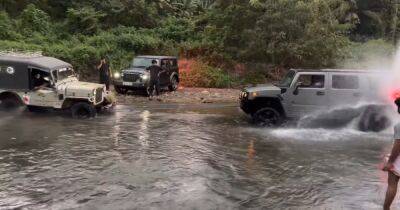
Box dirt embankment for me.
[116,87,241,105]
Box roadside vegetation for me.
[0,0,398,87]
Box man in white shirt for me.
[383,98,400,210]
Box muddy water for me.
[0,104,396,209]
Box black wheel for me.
[27,106,48,113]
[253,107,283,127]
[168,76,179,91]
[71,102,96,119]
[115,86,128,95]
[358,105,390,132]
[0,97,21,111]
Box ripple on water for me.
[0,105,395,209]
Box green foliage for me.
[18,4,51,36]
[340,39,395,69]
[0,0,398,87]
[0,11,19,40]
[206,0,352,68]
[156,17,196,42]
[66,7,105,35]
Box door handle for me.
[316,91,325,96]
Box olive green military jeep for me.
[0,54,116,118]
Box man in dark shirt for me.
[147,59,164,98]
[97,57,111,90]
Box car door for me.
[27,68,58,107]
[159,59,170,86]
[169,59,178,77]
[328,73,362,106]
[28,89,57,106]
[285,72,329,118]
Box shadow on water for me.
[0,103,396,209]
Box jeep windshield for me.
[54,68,75,82]
[277,70,296,87]
[131,58,157,69]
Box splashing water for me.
[297,103,394,132]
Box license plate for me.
[123,82,133,86]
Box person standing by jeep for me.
[97,57,111,90]
[383,98,400,210]
[147,59,164,99]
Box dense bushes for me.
[19,4,51,36]
[340,39,396,69]
[180,60,234,88]
[0,1,398,87]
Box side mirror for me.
[293,82,303,95]
[43,76,55,88]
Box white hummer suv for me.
[240,69,392,132]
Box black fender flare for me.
[0,91,24,105]
[61,98,91,109]
[246,97,286,117]
[170,72,179,82]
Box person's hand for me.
[383,162,394,171]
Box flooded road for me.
[0,103,396,209]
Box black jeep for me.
[113,55,179,94]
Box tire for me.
[27,106,48,113]
[358,105,390,132]
[71,102,96,119]
[253,107,283,127]
[115,86,128,95]
[168,76,179,91]
[0,97,21,111]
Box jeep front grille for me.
[123,73,141,82]
[95,88,103,103]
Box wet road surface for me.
[0,103,396,209]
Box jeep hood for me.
[57,80,104,97]
[122,68,147,74]
[63,81,104,90]
[245,84,282,97]
[245,84,281,93]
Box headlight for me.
[93,89,97,96]
[141,73,149,80]
[249,92,258,99]
[114,72,121,79]
[240,92,248,99]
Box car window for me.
[297,74,325,88]
[332,75,359,89]
[170,59,178,67]
[31,68,51,89]
[132,58,155,68]
[279,70,296,87]
[161,59,168,68]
